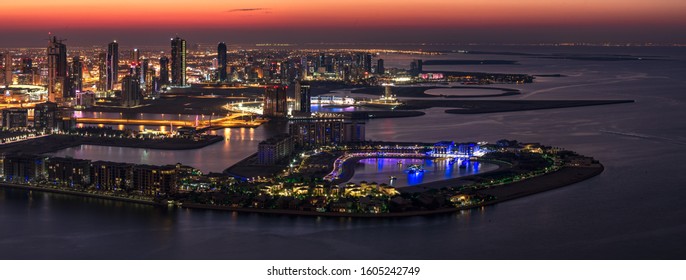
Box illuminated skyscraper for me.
[21,57,32,74]
[263,85,288,118]
[106,41,119,91]
[364,53,372,73]
[69,56,83,96]
[159,56,169,86]
[131,49,140,64]
[97,52,106,91]
[171,37,186,86]
[217,42,227,82]
[47,37,68,102]
[121,75,140,107]
[294,81,311,113]
[4,53,11,86]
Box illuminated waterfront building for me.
[257,134,295,165]
[1,108,28,129]
[343,121,366,142]
[90,161,132,191]
[294,81,311,113]
[47,37,68,102]
[46,157,91,187]
[288,114,345,147]
[131,165,177,196]
[217,42,227,82]
[106,41,119,91]
[171,37,187,86]
[263,85,288,117]
[2,154,45,184]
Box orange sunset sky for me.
[2,0,685,46]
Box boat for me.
[406,164,424,174]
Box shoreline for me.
[178,164,604,218]
[0,134,224,155]
[0,182,164,206]
[0,164,603,219]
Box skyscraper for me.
[47,37,68,102]
[364,53,373,73]
[376,59,385,75]
[4,53,11,86]
[171,37,186,86]
[121,75,140,107]
[69,56,83,97]
[131,49,140,64]
[106,41,119,91]
[294,81,311,113]
[217,42,227,82]
[21,57,32,74]
[97,52,106,91]
[159,56,169,86]
[262,85,288,118]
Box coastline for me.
[0,182,164,206]
[0,164,603,218]
[0,134,224,155]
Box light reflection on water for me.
[349,157,496,187]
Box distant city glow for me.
[1,0,684,45]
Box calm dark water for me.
[3,46,686,259]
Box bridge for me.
[74,112,267,129]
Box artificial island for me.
[0,37,628,217]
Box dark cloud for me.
[226,8,270,13]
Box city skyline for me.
[2,0,686,47]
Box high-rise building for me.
[343,121,366,142]
[33,102,60,131]
[217,42,227,82]
[262,85,288,117]
[140,59,149,93]
[288,115,345,147]
[106,41,119,91]
[47,37,68,102]
[410,59,423,76]
[121,75,140,107]
[131,49,140,64]
[376,59,385,75]
[171,37,187,86]
[21,57,32,74]
[46,157,91,187]
[364,53,373,73]
[69,56,83,97]
[4,53,11,86]
[1,108,28,129]
[257,134,295,165]
[294,81,311,113]
[159,56,169,86]
[97,52,106,91]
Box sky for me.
[2,0,686,47]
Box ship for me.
[406,164,425,174]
